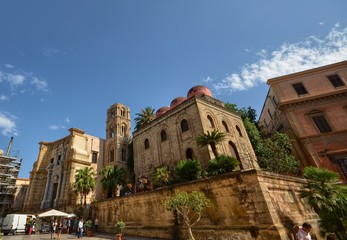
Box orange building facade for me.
[259,61,347,181]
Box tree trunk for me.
[187,227,195,240]
[210,143,218,158]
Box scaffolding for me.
[0,137,21,218]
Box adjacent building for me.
[0,137,22,218]
[23,103,131,212]
[259,61,347,181]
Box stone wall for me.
[94,170,321,240]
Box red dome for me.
[156,106,170,117]
[170,97,187,109]
[187,85,212,98]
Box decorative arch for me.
[222,120,230,133]
[144,138,150,149]
[236,125,243,137]
[207,115,215,128]
[181,119,189,132]
[229,141,241,161]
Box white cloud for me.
[0,112,18,136]
[0,95,9,101]
[65,118,70,124]
[41,48,60,56]
[213,25,347,93]
[202,76,213,83]
[31,77,48,91]
[49,125,60,130]
[4,64,14,68]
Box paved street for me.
[0,232,168,240]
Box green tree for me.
[301,167,347,239]
[173,159,202,183]
[73,166,96,206]
[165,191,211,240]
[206,155,240,176]
[99,165,126,198]
[134,106,155,130]
[196,130,226,158]
[152,166,171,188]
[257,132,300,174]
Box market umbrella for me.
[38,209,69,218]
[67,213,76,218]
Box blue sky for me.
[1,1,346,178]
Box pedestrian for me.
[66,218,71,234]
[51,219,58,239]
[94,217,99,232]
[77,218,84,239]
[73,218,78,235]
[57,219,63,240]
[296,222,312,240]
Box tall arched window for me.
[181,119,189,132]
[144,138,150,149]
[236,125,243,137]
[222,121,229,133]
[121,124,127,137]
[186,148,193,159]
[109,148,115,162]
[121,147,126,162]
[109,129,115,138]
[207,115,215,128]
[161,130,167,142]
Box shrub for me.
[152,166,171,188]
[173,159,202,183]
[206,155,240,176]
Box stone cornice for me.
[278,90,347,110]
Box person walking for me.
[94,217,99,233]
[296,222,312,240]
[77,218,84,239]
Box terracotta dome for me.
[156,106,170,117]
[170,97,187,109]
[187,85,212,98]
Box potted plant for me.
[115,220,125,240]
[84,220,93,237]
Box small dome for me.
[170,97,187,109]
[187,85,212,98]
[156,106,170,117]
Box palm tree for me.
[300,167,347,238]
[99,165,126,198]
[73,166,96,206]
[196,130,226,158]
[134,106,155,130]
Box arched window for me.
[144,139,150,149]
[236,125,243,137]
[109,148,114,162]
[121,147,126,162]
[109,129,115,138]
[229,141,240,160]
[121,124,127,137]
[222,121,229,133]
[207,115,215,128]
[121,108,126,117]
[161,130,167,142]
[186,148,193,159]
[111,109,115,118]
[181,119,189,132]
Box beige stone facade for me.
[23,128,105,212]
[12,178,29,212]
[259,61,347,181]
[133,90,259,184]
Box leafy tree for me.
[126,141,135,184]
[301,167,347,239]
[165,191,211,240]
[257,132,300,174]
[73,166,97,206]
[99,165,126,198]
[196,130,226,158]
[152,166,171,188]
[173,159,202,183]
[134,106,155,130]
[206,155,240,176]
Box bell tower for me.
[105,103,131,169]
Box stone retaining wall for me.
[94,170,321,240]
